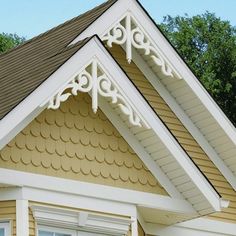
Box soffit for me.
[71,0,236,191]
[108,45,236,224]
[107,45,218,216]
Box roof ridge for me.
[0,0,114,59]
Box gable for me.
[109,44,236,223]
[0,0,235,229]
[0,92,166,195]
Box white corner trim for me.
[131,48,236,191]
[0,168,196,215]
[31,205,131,236]
[131,216,138,236]
[16,199,29,236]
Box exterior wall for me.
[0,93,166,195]
[108,45,236,223]
[0,200,16,236]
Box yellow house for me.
[0,0,236,235]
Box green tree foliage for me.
[0,33,25,54]
[159,12,236,126]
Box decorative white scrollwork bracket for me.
[102,13,182,79]
[45,59,149,128]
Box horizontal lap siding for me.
[0,201,16,236]
[109,45,236,222]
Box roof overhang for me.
[71,0,236,190]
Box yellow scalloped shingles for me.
[0,93,167,195]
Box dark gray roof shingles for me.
[0,0,116,120]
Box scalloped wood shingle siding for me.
[0,93,166,195]
[108,44,236,223]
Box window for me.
[38,226,76,236]
[38,226,108,236]
[0,222,10,236]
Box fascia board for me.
[0,169,196,215]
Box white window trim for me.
[0,222,11,236]
[38,225,77,236]
[32,205,132,236]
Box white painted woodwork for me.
[16,199,29,236]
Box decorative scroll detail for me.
[102,13,181,79]
[47,59,149,128]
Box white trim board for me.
[0,168,195,215]
[32,205,132,236]
[16,199,29,236]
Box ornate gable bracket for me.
[102,12,182,79]
[42,58,150,129]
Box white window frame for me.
[0,222,11,236]
[32,205,132,236]
[38,225,77,236]
[37,225,109,236]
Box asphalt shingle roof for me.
[0,0,116,119]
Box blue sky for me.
[1,0,236,39]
